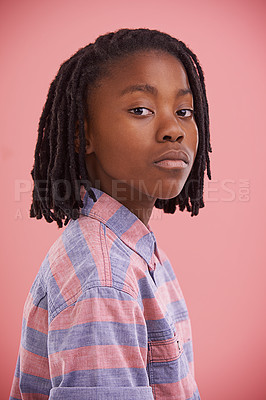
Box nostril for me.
[163,134,183,142]
[163,135,172,141]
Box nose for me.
[156,114,185,143]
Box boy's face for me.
[84,50,198,209]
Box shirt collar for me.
[80,187,162,270]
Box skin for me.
[79,51,198,226]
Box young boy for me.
[10,28,211,400]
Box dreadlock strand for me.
[183,45,212,176]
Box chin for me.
[151,181,185,200]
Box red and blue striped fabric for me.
[10,187,200,399]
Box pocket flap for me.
[148,335,182,362]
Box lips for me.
[154,150,190,164]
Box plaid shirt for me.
[10,187,200,399]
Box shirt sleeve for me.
[9,285,52,400]
[10,285,154,400]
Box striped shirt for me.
[10,187,200,400]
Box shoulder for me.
[157,246,174,270]
[31,216,103,319]
[37,215,143,320]
[156,246,178,282]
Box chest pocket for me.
[147,333,190,399]
[148,333,182,364]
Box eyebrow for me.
[120,84,192,98]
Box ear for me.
[74,120,94,155]
[84,119,95,155]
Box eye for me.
[176,109,194,118]
[129,107,153,116]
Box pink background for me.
[1,0,265,399]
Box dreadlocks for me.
[30,28,212,228]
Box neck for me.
[92,180,156,227]
[85,155,157,226]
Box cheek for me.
[92,128,139,175]
[195,128,199,154]
[190,123,199,161]
[95,120,143,159]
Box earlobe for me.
[84,119,94,155]
[74,120,94,154]
[85,142,94,155]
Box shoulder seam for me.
[38,260,58,316]
[99,223,112,286]
[49,283,140,323]
[100,223,142,297]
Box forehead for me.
[90,50,191,97]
